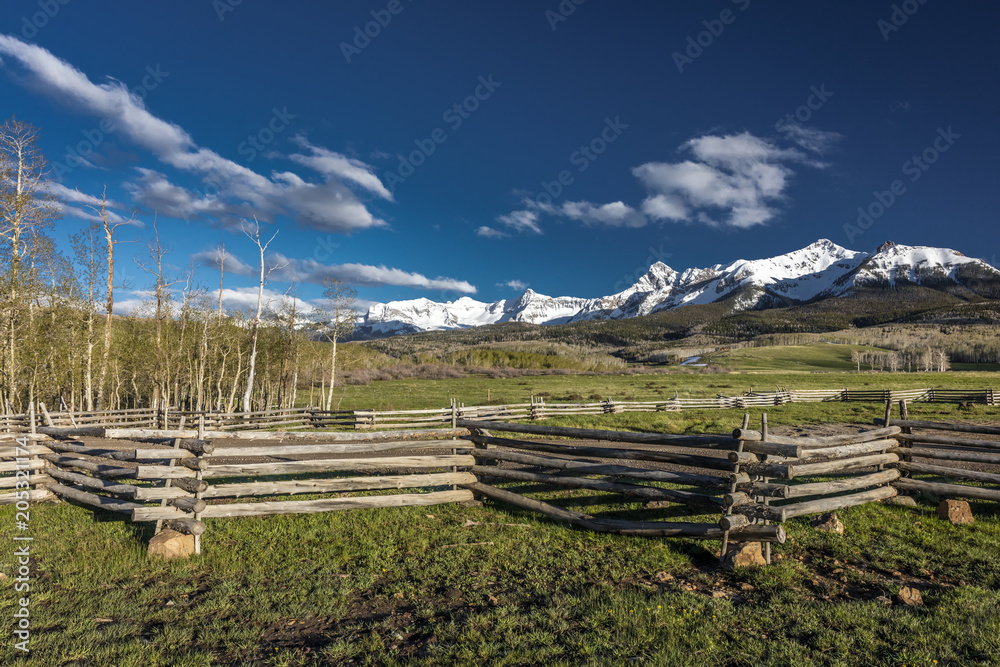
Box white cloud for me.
[191,247,256,276]
[290,135,393,201]
[495,209,542,235]
[497,279,528,291]
[268,255,477,293]
[476,226,508,238]
[0,35,387,233]
[633,131,820,229]
[559,201,647,228]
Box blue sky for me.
[1,1,998,315]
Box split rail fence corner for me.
[3,398,999,565]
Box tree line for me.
[0,117,357,415]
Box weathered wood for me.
[784,453,900,480]
[202,455,475,478]
[133,447,195,460]
[171,477,211,494]
[471,447,728,487]
[46,441,136,461]
[210,439,459,458]
[0,474,52,489]
[897,461,1000,485]
[133,486,194,501]
[168,497,207,513]
[134,465,198,480]
[743,441,802,458]
[0,488,55,504]
[46,467,139,497]
[203,472,475,499]
[107,426,471,441]
[471,465,723,508]
[796,439,897,461]
[730,503,786,523]
[893,447,1000,465]
[895,433,1000,451]
[40,454,137,478]
[36,426,107,438]
[762,469,903,499]
[724,491,752,506]
[718,514,751,531]
[873,419,1000,436]
[729,451,773,465]
[459,419,739,449]
[181,458,210,471]
[892,478,1000,502]
[779,485,898,519]
[0,444,53,457]
[164,518,207,536]
[132,489,474,521]
[0,459,46,472]
[468,434,732,471]
[464,482,785,542]
[733,426,901,447]
[47,482,143,513]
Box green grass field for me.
[4,475,1000,665]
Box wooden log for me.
[472,447,728,487]
[106,426,471,441]
[46,441,136,461]
[132,440,215,459]
[730,503,786,523]
[471,465,723,508]
[459,419,739,449]
[762,469,902,499]
[733,426,901,447]
[203,455,475,478]
[203,472,476,499]
[36,426,107,438]
[40,454,137,478]
[893,447,1000,466]
[718,514,751,531]
[164,518,207,536]
[728,451,775,465]
[892,478,1000,502]
[0,445,53,458]
[723,491,752,506]
[47,482,143,513]
[133,486,194,501]
[134,465,198,480]
[46,467,139,497]
[779,485,898,519]
[210,439,460,458]
[172,477,210,494]
[898,461,1000,485]
[895,433,1000,452]
[873,418,1000,436]
[0,459,46,472]
[181,458,210,472]
[785,453,899,480]
[796,439,897,461]
[168,497,207,513]
[132,489,474,521]
[463,482,785,542]
[0,474,52,489]
[468,434,732,471]
[0,488,55,504]
[742,441,802,458]
[738,482,787,498]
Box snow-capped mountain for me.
[356,240,1000,337]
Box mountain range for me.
[355,240,1000,338]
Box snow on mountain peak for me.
[357,239,997,336]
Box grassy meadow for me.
[2,341,999,665]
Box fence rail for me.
[2,386,996,434]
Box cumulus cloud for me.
[558,201,647,228]
[0,35,388,233]
[191,247,256,276]
[634,131,818,229]
[497,279,528,291]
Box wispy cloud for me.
[775,121,842,155]
[269,255,477,294]
[497,279,528,291]
[476,226,508,238]
[0,35,389,233]
[495,209,542,235]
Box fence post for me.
[28,402,36,435]
[898,400,911,477]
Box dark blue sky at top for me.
[1,0,998,314]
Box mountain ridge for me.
[356,239,1000,338]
